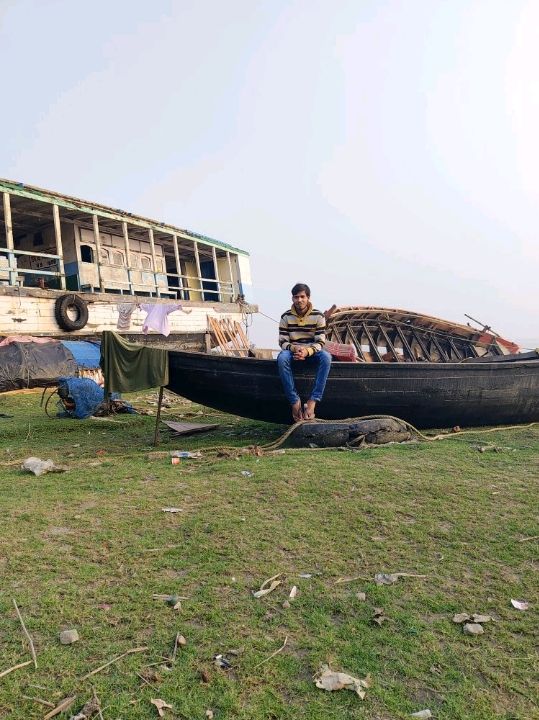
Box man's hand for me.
[292,345,309,360]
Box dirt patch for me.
[43,526,75,537]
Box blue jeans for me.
[277,349,332,404]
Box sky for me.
[1,0,538,347]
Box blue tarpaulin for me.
[60,341,101,368]
[58,377,105,419]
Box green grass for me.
[0,390,537,719]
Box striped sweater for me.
[279,303,326,356]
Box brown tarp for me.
[100,331,168,395]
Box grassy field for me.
[0,390,537,720]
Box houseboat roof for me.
[0,178,249,257]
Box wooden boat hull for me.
[167,351,539,428]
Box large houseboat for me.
[0,178,256,349]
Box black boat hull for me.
[167,351,539,428]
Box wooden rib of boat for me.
[167,350,539,428]
[325,306,520,362]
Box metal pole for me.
[52,204,66,290]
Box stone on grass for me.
[452,613,470,624]
[471,613,492,623]
[60,629,80,644]
[463,622,484,636]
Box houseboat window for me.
[33,232,44,246]
[140,256,152,270]
[80,245,94,263]
[100,249,109,263]
[131,255,139,268]
[112,251,124,266]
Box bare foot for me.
[291,400,303,422]
[304,400,316,420]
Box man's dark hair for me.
[291,283,310,297]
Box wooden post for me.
[153,385,164,446]
[226,251,234,301]
[211,246,220,301]
[92,214,105,292]
[193,241,203,296]
[2,192,17,286]
[52,204,66,290]
[122,221,134,295]
[148,227,160,297]
[172,234,181,298]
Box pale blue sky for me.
[1,0,538,346]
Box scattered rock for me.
[22,457,67,476]
[411,711,432,719]
[356,592,366,601]
[151,698,172,717]
[471,613,492,623]
[60,629,80,645]
[373,607,387,626]
[511,599,529,611]
[463,622,484,636]
[282,600,291,609]
[452,613,470,624]
[213,654,232,670]
[374,573,399,585]
[314,664,371,700]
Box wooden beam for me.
[377,323,401,361]
[430,333,450,362]
[410,328,431,361]
[92,214,105,292]
[344,322,365,361]
[193,241,203,295]
[394,325,416,362]
[52,204,66,290]
[361,322,383,362]
[226,251,234,300]
[2,192,17,285]
[172,234,181,297]
[148,227,160,297]
[447,336,464,361]
[122,221,134,295]
[211,246,221,302]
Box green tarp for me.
[100,331,169,395]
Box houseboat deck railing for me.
[1,181,250,302]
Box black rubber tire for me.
[54,294,89,332]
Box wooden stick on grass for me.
[80,646,148,681]
[21,696,55,708]
[12,599,37,668]
[42,695,76,720]
[334,575,370,584]
[0,660,32,679]
[254,636,288,669]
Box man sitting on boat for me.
[278,283,332,422]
